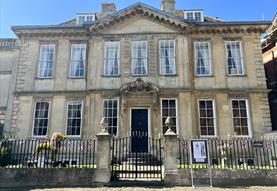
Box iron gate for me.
[111,134,163,181]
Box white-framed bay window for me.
[69,44,86,78]
[37,44,55,78]
[161,98,178,134]
[231,99,252,136]
[104,42,120,76]
[198,99,217,137]
[103,99,119,136]
[66,100,83,137]
[32,101,50,137]
[132,41,148,75]
[225,41,244,75]
[159,40,176,75]
[194,41,212,76]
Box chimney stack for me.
[101,2,116,14]
[161,0,176,13]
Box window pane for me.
[160,40,176,75]
[194,41,211,76]
[33,101,49,136]
[38,44,55,78]
[161,99,177,134]
[103,99,118,136]
[198,100,215,136]
[104,42,120,76]
[232,99,249,136]
[132,41,147,75]
[66,101,82,136]
[226,41,244,75]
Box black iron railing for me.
[0,139,96,168]
[111,136,163,181]
[178,138,277,169]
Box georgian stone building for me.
[6,0,272,141]
[0,39,20,136]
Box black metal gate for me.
[111,135,163,181]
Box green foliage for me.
[0,144,12,167]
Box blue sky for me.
[0,0,276,38]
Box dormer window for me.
[76,13,96,25]
[184,10,204,22]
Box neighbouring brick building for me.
[3,0,272,144]
[262,12,277,132]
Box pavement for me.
[2,186,277,191]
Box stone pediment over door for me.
[90,3,188,34]
[120,78,160,111]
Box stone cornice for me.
[188,24,270,35]
[11,27,90,38]
[14,88,270,95]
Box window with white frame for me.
[132,41,147,75]
[70,44,86,78]
[194,41,212,76]
[184,10,204,22]
[104,42,120,76]
[33,101,49,136]
[159,40,176,75]
[66,101,83,136]
[38,44,55,78]
[103,99,118,136]
[225,41,244,75]
[232,99,250,136]
[76,14,96,25]
[198,100,216,136]
[161,99,178,134]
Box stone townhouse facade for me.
[6,0,272,140]
[262,12,277,132]
[0,39,20,136]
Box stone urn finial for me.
[164,117,176,135]
[100,117,109,133]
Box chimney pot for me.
[161,0,176,13]
[101,2,116,14]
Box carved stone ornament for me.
[120,78,159,93]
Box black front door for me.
[131,109,148,153]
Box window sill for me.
[31,136,48,139]
[65,135,82,139]
[101,75,121,78]
[131,74,148,77]
[67,77,86,80]
[195,75,214,78]
[159,74,178,77]
[35,77,53,80]
[227,74,247,77]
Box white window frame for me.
[65,100,83,137]
[160,98,179,135]
[69,44,86,78]
[184,10,204,22]
[104,42,120,76]
[76,14,96,25]
[198,99,217,137]
[37,44,55,79]
[131,41,148,76]
[194,41,212,76]
[231,99,252,137]
[225,41,245,76]
[159,40,176,75]
[102,98,119,137]
[32,101,50,138]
